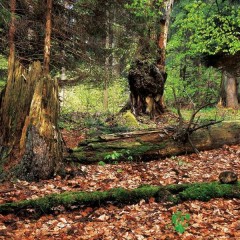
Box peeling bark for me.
[0,62,63,181]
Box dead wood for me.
[66,121,240,163]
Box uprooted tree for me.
[0,0,63,181]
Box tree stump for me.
[128,60,167,119]
[0,61,63,181]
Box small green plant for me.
[171,211,190,234]
[104,150,133,163]
[116,168,123,173]
[104,151,123,161]
[98,161,106,166]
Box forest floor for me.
[0,112,240,240]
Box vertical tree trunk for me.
[219,71,239,109]
[8,0,16,83]
[43,0,52,75]
[104,9,110,111]
[111,9,120,77]
[156,0,174,114]
[157,0,174,71]
[128,0,174,119]
[0,0,63,181]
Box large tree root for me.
[0,181,239,215]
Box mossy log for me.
[67,121,240,163]
[0,61,63,181]
[0,181,239,215]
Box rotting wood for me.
[0,181,239,215]
[66,121,240,163]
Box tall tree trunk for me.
[157,0,174,71]
[111,9,120,77]
[8,0,16,84]
[104,9,110,111]
[43,0,52,75]
[155,0,174,113]
[0,0,63,181]
[219,70,239,109]
[128,0,174,119]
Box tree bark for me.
[128,60,167,119]
[157,0,174,71]
[66,121,240,163]
[103,9,110,111]
[8,0,16,85]
[219,71,239,109]
[43,0,52,75]
[0,0,63,181]
[0,61,63,181]
[128,0,174,119]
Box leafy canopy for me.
[168,0,240,55]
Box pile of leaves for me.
[0,144,239,239]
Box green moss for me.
[132,185,160,199]
[122,111,139,127]
[1,182,239,215]
[180,182,240,201]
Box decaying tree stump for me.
[67,121,240,163]
[0,61,63,181]
[128,60,167,119]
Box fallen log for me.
[66,121,240,163]
[0,181,239,215]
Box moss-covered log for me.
[0,181,239,215]
[0,61,63,181]
[67,121,240,163]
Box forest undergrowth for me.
[0,109,240,239]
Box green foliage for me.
[171,107,240,122]
[166,0,240,107]
[0,3,10,26]
[104,150,133,162]
[0,54,7,70]
[60,80,128,115]
[180,182,240,201]
[98,161,106,166]
[165,62,221,107]
[125,0,163,18]
[104,151,123,161]
[171,211,190,234]
[0,54,7,91]
[168,0,240,56]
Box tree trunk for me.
[128,60,167,119]
[157,0,174,71]
[66,121,240,163]
[128,0,174,119]
[156,0,174,111]
[219,71,239,109]
[0,62,63,181]
[43,0,52,75]
[0,0,63,181]
[8,0,16,85]
[103,9,110,111]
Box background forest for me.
[0,0,239,118]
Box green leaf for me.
[175,224,185,234]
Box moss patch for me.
[122,111,139,128]
[0,182,240,216]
